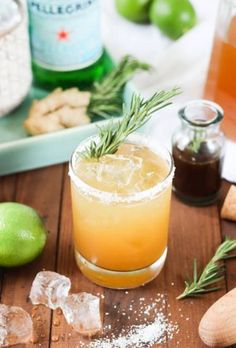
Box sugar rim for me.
[68,133,175,204]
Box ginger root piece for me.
[221,185,236,221]
[24,88,91,135]
[24,114,65,135]
[59,106,90,128]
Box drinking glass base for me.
[74,249,167,289]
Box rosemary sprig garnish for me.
[84,87,180,159]
[87,55,150,119]
[177,237,236,300]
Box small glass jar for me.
[172,100,225,206]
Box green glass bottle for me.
[27,0,113,90]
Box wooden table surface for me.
[0,164,235,348]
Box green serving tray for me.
[0,85,134,176]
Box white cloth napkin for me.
[102,0,236,183]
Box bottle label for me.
[27,0,103,71]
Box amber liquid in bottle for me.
[204,17,236,140]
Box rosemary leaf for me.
[177,237,236,300]
[87,55,150,119]
[83,87,181,159]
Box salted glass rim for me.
[179,99,224,128]
[68,133,174,203]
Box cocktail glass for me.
[69,133,174,289]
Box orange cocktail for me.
[204,10,236,140]
[69,134,174,289]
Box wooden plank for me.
[165,194,225,347]
[50,166,106,347]
[1,168,230,347]
[0,175,16,201]
[0,175,17,299]
[0,165,64,347]
[50,166,169,347]
[220,182,236,291]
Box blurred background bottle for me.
[0,0,31,117]
[204,0,236,141]
[27,0,112,90]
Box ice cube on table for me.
[0,304,33,347]
[61,293,102,337]
[29,271,71,310]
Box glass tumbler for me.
[69,134,174,289]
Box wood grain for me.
[50,166,169,347]
[220,182,236,291]
[165,194,226,347]
[1,166,235,347]
[0,175,16,202]
[0,165,63,348]
[50,165,107,347]
[0,174,17,301]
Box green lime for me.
[149,0,197,40]
[115,0,151,23]
[0,202,47,267]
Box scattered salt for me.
[87,293,178,348]
[90,312,178,348]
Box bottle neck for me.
[179,99,223,130]
[178,100,224,153]
[182,121,220,134]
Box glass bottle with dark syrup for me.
[172,100,225,206]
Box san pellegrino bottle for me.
[27,0,112,90]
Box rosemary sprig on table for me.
[177,237,236,300]
[87,55,150,119]
[84,87,181,159]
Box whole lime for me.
[149,0,197,40]
[0,202,47,267]
[115,0,151,23]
